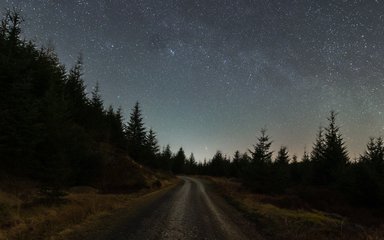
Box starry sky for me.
[2,0,384,161]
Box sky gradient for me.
[2,0,384,161]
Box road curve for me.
[69,176,263,240]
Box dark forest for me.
[1,9,384,240]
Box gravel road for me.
[68,176,263,240]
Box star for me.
[2,0,383,161]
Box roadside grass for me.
[0,176,177,240]
[206,177,381,240]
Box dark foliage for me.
[0,10,164,192]
[185,111,384,210]
[172,147,186,174]
[125,102,147,162]
[2,10,384,212]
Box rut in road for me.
[70,177,262,240]
[160,176,250,240]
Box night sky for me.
[2,0,384,161]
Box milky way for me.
[2,0,384,161]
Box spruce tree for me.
[272,146,290,192]
[323,111,349,182]
[249,129,273,164]
[186,153,196,174]
[231,150,242,177]
[172,147,186,174]
[313,111,349,185]
[275,146,290,165]
[210,151,225,176]
[354,137,384,206]
[145,128,160,167]
[160,144,173,171]
[290,153,303,184]
[360,137,384,167]
[90,82,104,112]
[146,128,160,156]
[311,127,325,162]
[88,82,107,140]
[64,56,88,124]
[125,102,147,163]
[244,129,274,192]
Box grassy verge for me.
[0,176,178,240]
[206,177,380,240]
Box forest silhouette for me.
[1,9,384,218]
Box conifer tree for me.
[125,102,147,162]
[186,153,197,174]
[249,129,273,164]
[241,152,251,163]
[64,56,88,124]
[90,82,104,112]
[146,128,160,156]
[172,147,186,174]
[360,137,384,167]
[272,146,290,192]
[231,150,242,177]
[275,146,290,165]
[290,153,303,184]
[244,129,274,192]
[311,127,325,162]
[351,137,384,206]
[312,111,349,185]
[144,128,160,167]
[160,144,173,171]
[209,150,229,176]
[233,150,241,164]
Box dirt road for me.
[68,176,262,240]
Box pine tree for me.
[186,153,197,174]
[290,153,303,184]
[144,128,160,167]
[244,129,274,193]
[210,151,230,176]
[114,106,127,148]
[125,102,147,162]
[146,128,160,156]
[360,137,384,167]
[90,82,104,112]
[323,111,349,181]
[311,127,325,162]
[272,146,290,192]
[249,129,273,164]
[64,56,88,124]
[105,105,126,148]
[172,147,186,174]
[313,111,349,185]
[353,137,384,206]
[231,150,242,177]
[233,150,241,163]
[275,146,290,165]
[87,82,107,141]
[160,144,173,171]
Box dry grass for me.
[0,178,177,240]
[206,177,383,240]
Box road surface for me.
[68,176,263,240]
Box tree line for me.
[0,10,186,192]
[177,111,384,208]
[1,10,383,209]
